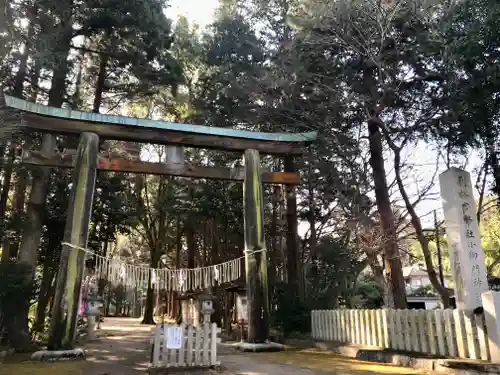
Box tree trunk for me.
[369,259,392,306]
[15,134,54,349]
[142,272,156,324]
[12,4,37,98]
[367,117,406,309]
[92,53,108,113]
[186,223,196,269]
[202,222,208,266]
[0,144,15,255]
[224,292,234,334]
[0,142,5,176]
[172,214,182,320]
[17,12,72,347]
[490,151,500,208]
[210,219,222,326]
[98,218,112,295]
[476,159,488,224]
[392,144,450,308]
[32,253,56,335]
[5,138,31,260]
[33,234,61,336]
[71,47,86,110]
[29,55,41,102]
[46,274,57,317]
[105,289,111,316]
[116,288,123,317]
[142,240,162,325]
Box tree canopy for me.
[2,0,500,348]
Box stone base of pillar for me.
[31,348,86,361]
[234,341,285,352]
[86,316,98,341]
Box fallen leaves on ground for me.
[0,359,87,375]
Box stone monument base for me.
[31,348,86,362]
[234,341,285,352]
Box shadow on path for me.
[220,348,432,375]
[82,317,153,375]
[0,318,433,375]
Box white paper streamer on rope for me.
[61,242,263,292]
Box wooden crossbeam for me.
[16,113,308,155]
[21,151,300,185]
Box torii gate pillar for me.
[48,132,99,350]
[237,149,283,352]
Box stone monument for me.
[439,167,488,310]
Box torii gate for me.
[2,95,316,351]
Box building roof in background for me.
[403,264,427,278]
[403,264,451,279]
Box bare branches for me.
[379,121,450,304]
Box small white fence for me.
[311,309,490,361]
[151,323,221,368]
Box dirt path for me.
[82,317,153,375]
[220,350,430,375]
[82,318,432,375]
[0,318,153,375]
[1,318,433,375]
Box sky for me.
[164,0,486,229]
[164,0,220,29]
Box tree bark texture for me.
[33,251,57,334]
[142,273,156,324]
[0,144,15,254]
[210,219,222,325]
[367,118,407,309]
[186,224,196,269]
[92,54,108,113]
[18,14,73,343]
[48,132,99,350]
[172,214,182,320]
[16,134,54,343]
[243,149,269,344]
[12,4,37,98]
[5,137,31,260]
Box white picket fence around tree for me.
[311,309,490,361]
[151,323,221,368]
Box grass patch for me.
[254,348,430,375]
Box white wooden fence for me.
[151,323,221,368]
[311,309,490,361]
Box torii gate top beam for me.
[3,95,317,155]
